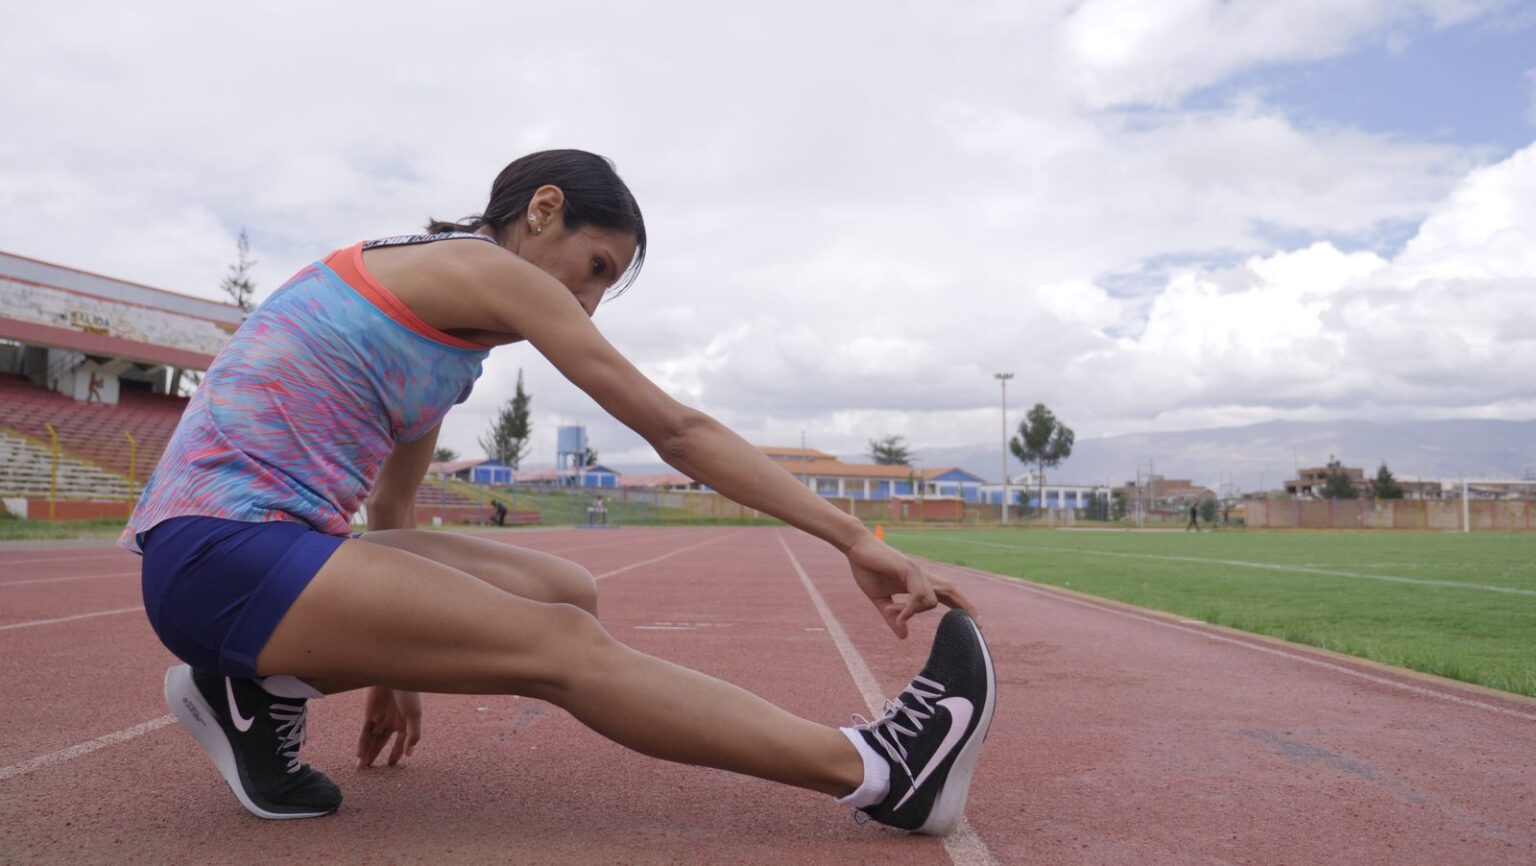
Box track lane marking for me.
[0,553,133,568]
[0,571,138,587]
[592,529,746,581]
[931,560,1536,723]
[918,535,1536,596]
[0,716,176,783]
[0,606,143,632]
[777,533,999,866]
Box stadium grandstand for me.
[0,249,241,520]
[0,248,500,525]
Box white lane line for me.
[0,715,175,783]
[592,530,745,582]
[542,536,664,556]
[932,560,1536,724]
[920,535,1536,596]
[777,533,999,866]
[0,553,132,568]
[0,571,137,587]
[0,606,143,632]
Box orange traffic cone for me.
[874,524,885,541]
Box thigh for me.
[256,538,612,696]
[358,529,597,613]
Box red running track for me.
[1,527,1533,864]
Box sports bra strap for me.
[362,232,499,250]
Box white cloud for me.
[0,1,1526,471]
[1059,0,1503,107]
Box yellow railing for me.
[125,431,138,492]
[43,423,60,521]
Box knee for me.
[558,563,599,616]
[516,602,614,698]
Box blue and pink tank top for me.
[120,233,494,552]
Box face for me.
[513,186,638,317]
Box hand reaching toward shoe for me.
[356,686,422,768]
[846,536,979,638]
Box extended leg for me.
[256,539,863,796]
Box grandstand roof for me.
[0,250,244,326]
[1,248,244,371]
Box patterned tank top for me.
[121,232,496,552]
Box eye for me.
[591,257,606,277]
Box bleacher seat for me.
[0,373,187,484]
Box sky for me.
[2,1,1533,475]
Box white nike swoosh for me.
[226,677,254,733]
[894,696,974,811]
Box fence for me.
[1244,498,1535,532]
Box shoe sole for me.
[163,665,334,820]
[917,615,997,836]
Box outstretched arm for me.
[453,245,978,635]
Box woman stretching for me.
[124,150,996,836]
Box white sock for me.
[258,675,324,700]
[835,727,891,808]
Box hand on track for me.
[356,686,422,768]
[846,536,979,638]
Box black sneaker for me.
[852,609,995,835]
[164,664,341,819]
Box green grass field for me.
[886,528,1536,698]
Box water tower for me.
[556,425,588,480]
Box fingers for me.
[357,718,390,769]
[932,579,983,628]
[387,727,407,766]
[406,711,422,759]
[875,597,908,639]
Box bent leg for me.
[358,530,597,614]
[257,539,862,796]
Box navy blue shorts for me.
[139,516,349,678]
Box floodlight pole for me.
[995,372,1014,524]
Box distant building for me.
[514,464,620,489]
[980,473,1109,510]
[429,457,515,486]
[1447,479,1536,500]
[1114,475,1215,506]
[1285,464,1369,499]
[759,446,986,502]
[1398,479,1444,500]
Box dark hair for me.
[427,149,648,296]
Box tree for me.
[479,369,533,469]
[432,447,459,463]
[1321,458,1359,500]
[868,435,913,466]
[1009,403,1075,513]
[1199,498,1218,525]
[1371,462,1404,499]
[221,229,258,313]
[1111,491,1128,521]
[583,447,599,467]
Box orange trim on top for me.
[323,244,486,351]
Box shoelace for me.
[269,700,309,774]
[850,674,945,785]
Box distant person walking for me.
[1186,503,1199,532]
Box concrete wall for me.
[1245,498,1535,531]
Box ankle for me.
[834,727,890,807]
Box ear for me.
[529,185,567,230]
